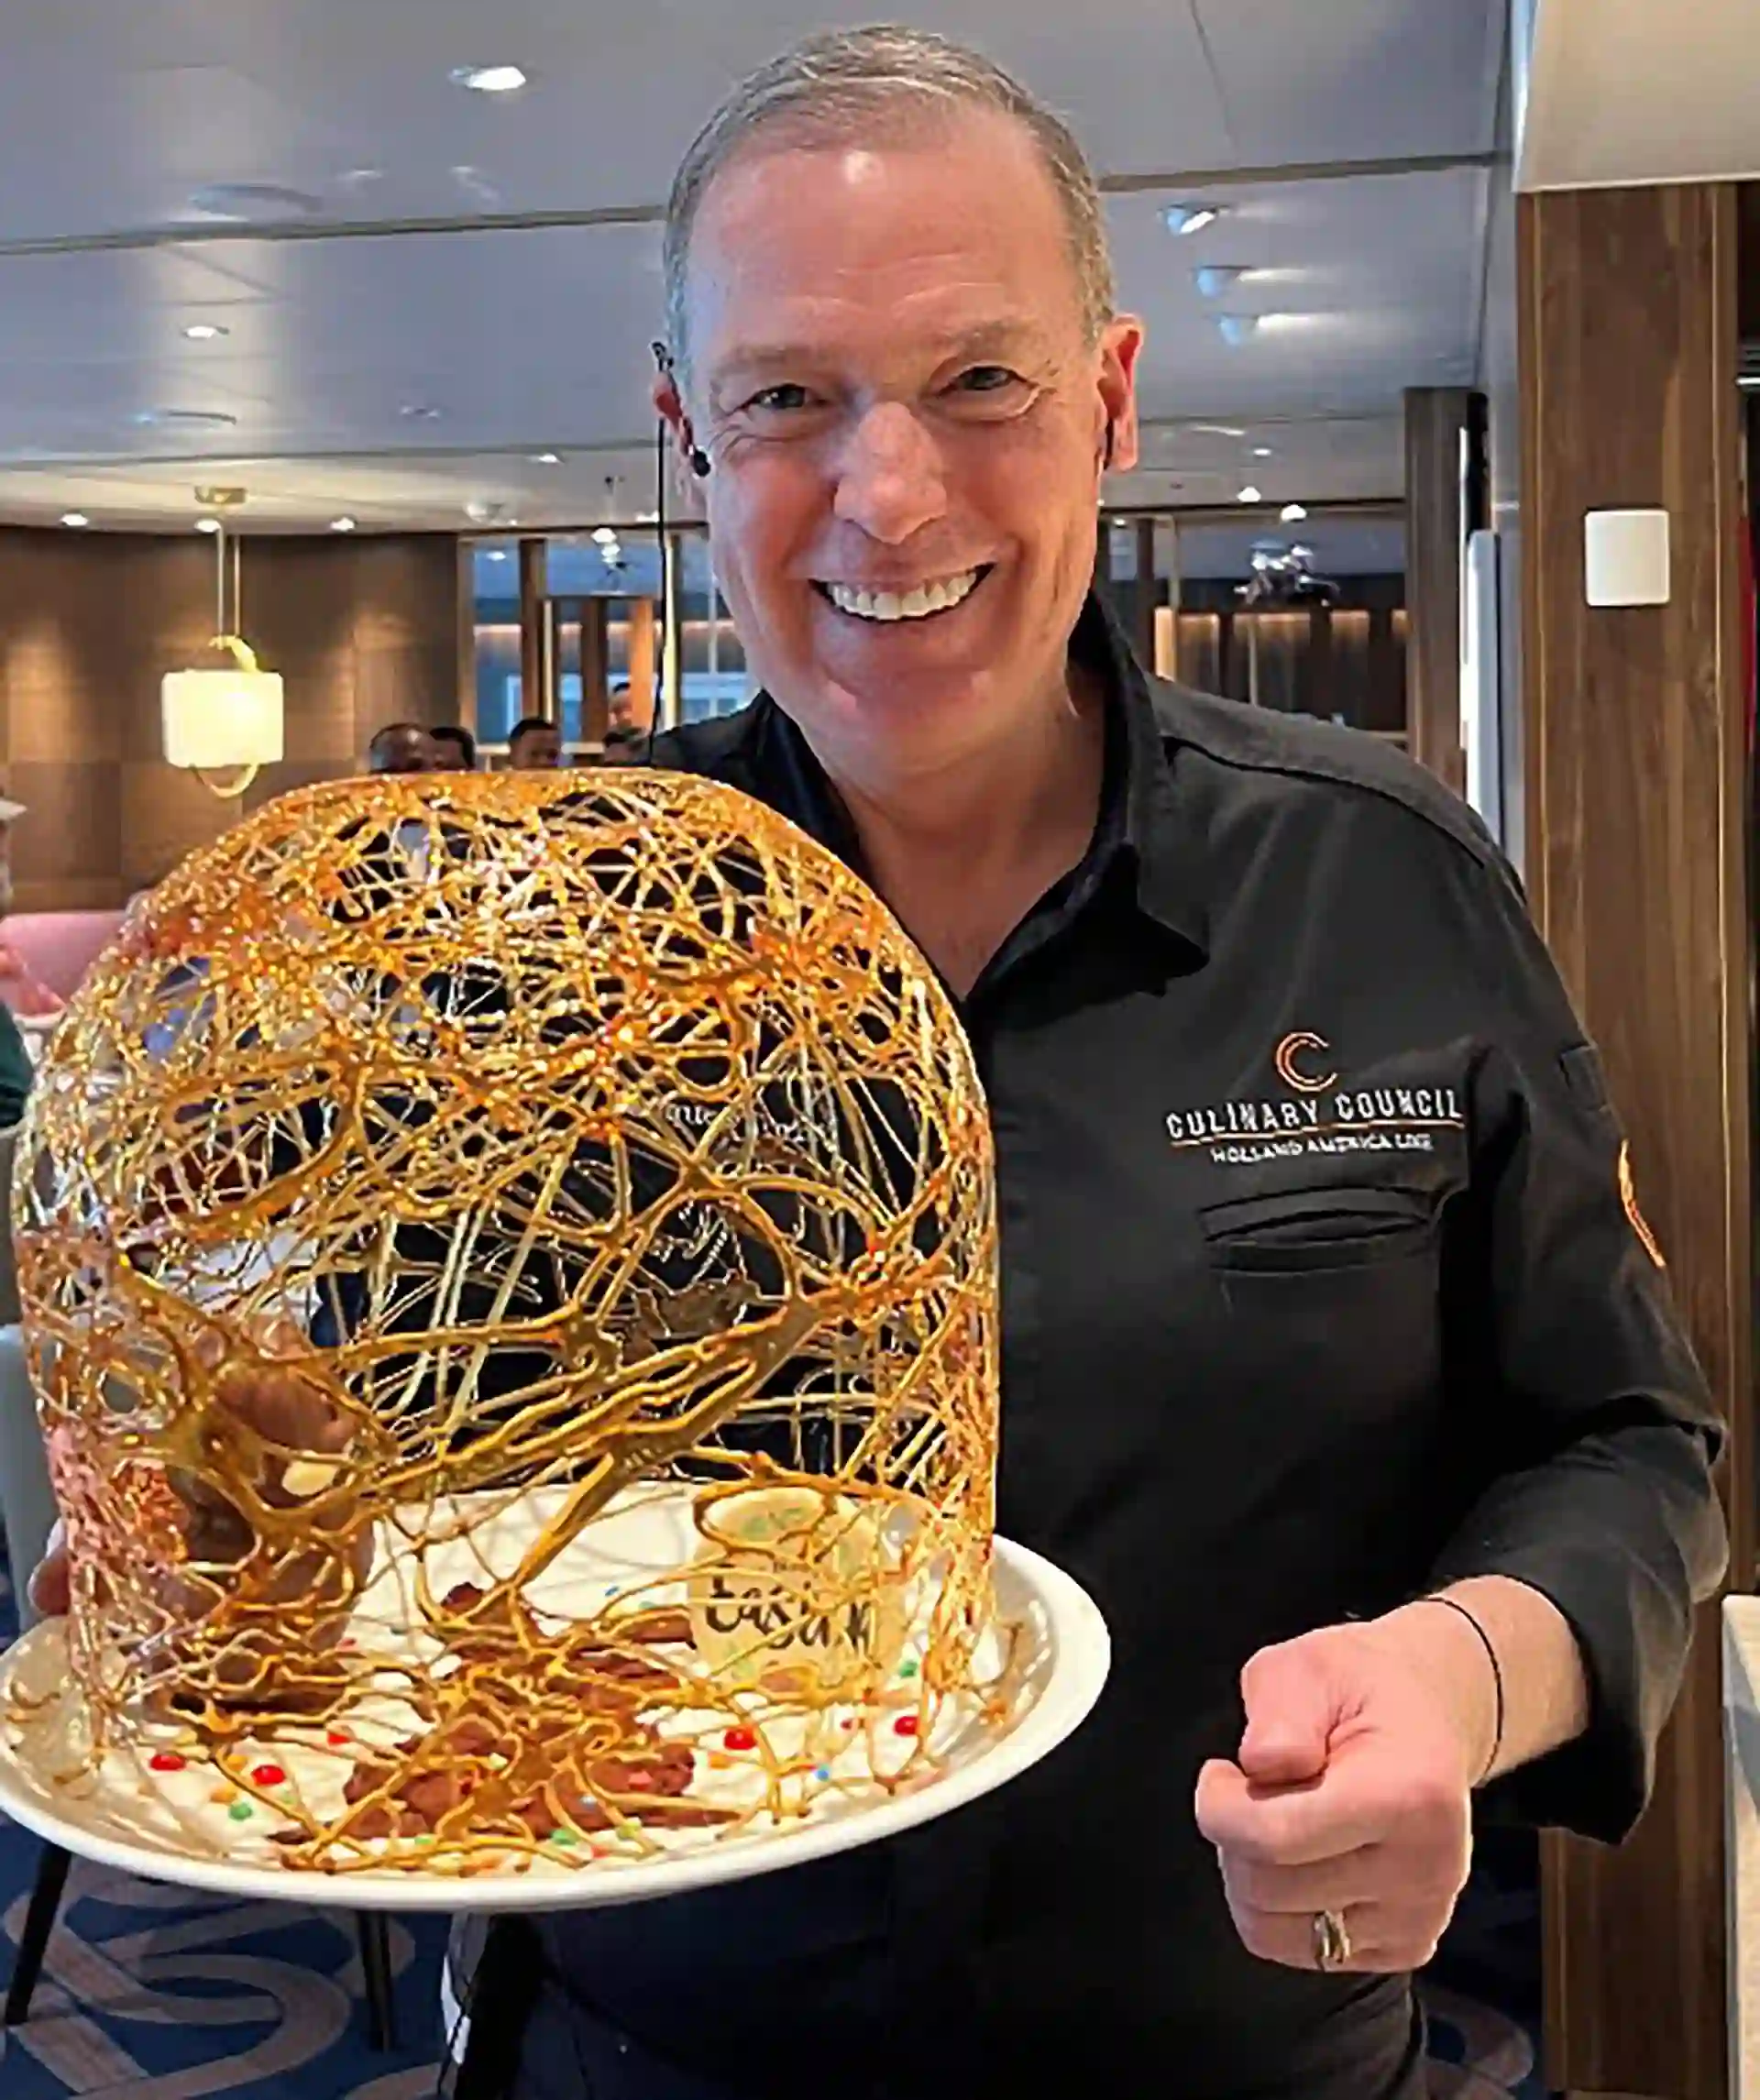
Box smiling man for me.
[434,25,1724,2100]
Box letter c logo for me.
[1274,1031,1336,1094]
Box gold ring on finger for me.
[1311,1908,1352,1972]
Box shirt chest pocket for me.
[1194,1182,1446,1412]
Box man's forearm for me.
[1368,1575,1591,1786]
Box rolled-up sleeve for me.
[1424,847,1727,1843]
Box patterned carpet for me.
[0,1555,1548,2098]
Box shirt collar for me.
[741,588,1209,962]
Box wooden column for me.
[1403,387,1472,796]
[1521,181,1751,2100]
[625,597,657,731]
[1133,518,1157,666]
[517,537,550,721]
[578,599,609,745]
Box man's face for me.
[372,727,436,775]
[511,726,563,771]
[608,688,635,733]
[672,111,1141,781]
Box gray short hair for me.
[663,25,1115,383]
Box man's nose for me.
[830,402,948,544]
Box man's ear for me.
[1097,314,1146,476]
[654,368,711,478]
[653,368,687,438]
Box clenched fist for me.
[1194,1603,1499,1975]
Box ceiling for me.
[1518,0,1760,192]
[0,0,1508,533]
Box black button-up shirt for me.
[478,594,1725,2100]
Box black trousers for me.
[451,1919,1431,2100]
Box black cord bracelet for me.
[1419,1593,1504,1786]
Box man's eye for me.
[749,384,814,413]
[952,366,1019,394]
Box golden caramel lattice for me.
[12,770,999,1875]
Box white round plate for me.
[0,1535,1107,1913]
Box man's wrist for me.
[1359,1592,1502,1787]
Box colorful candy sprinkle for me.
[841,1718,857,1732]
[326,1729,351,1746]
[227,1800,254,1822]
[210,1787,238,1806]
[250,1764,288,1788]
[723,1727,757,1753]
[893,1715,920,1738]
[898,1660,919,1679]
[549,1830,578,1848]
[707,1753,732,1772]
[626,1773,654,1792]
[813,1765,831,1782]
[148,1751,186,1774]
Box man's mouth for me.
[813,566,992,624]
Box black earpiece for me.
[1102,419,1116,471]
[652,339,712,479]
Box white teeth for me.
[826,568,981,621]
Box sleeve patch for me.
[1619,1141,1667,1270]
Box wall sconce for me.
[160,526,284,797]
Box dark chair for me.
[3,1838,401,2047]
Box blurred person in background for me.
[507,718,564,771]
[431,724,478,772]
[367,722,439,775]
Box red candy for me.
[250,1764,288,1788]
[893,1716,920,1738]
[148,1752,186,1773]
[723,1728,757,1753]
[326,1729,351,1746]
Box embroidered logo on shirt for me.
[1272,1031,1336,1094]
[1618,1142,1667,1269]
[1166,1036,1467,1167]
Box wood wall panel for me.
[1520,181,1750,2100]
[1403,386,1471,797]
[0,529,462,907]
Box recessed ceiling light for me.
[194,517,223,534]
[636,510,659,524]
[400,403,443,421]
[187,182,324,223]
[451,64,527,93]
[1163,204,1223,237]
[60,512,90,529]
[1251,445,1274,458]
[1188,423,1247,440]
[1236,486,1263,505]
[330,516,358,533]
[1194,266,1247,300]
[486,549,509,563]
[1281,503,1309,522]
[133,407,238,431]
[532,452,562,466]
[182,322,229,342]
[1216,316,1260,347]
[591,527,619,545]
